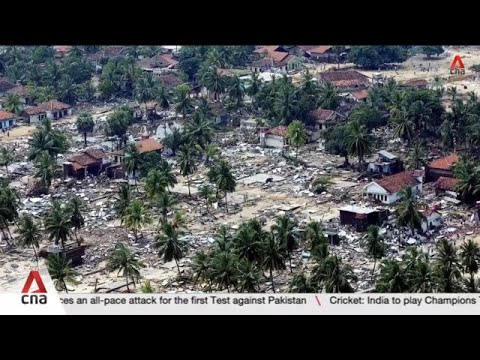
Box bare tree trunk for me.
[33,245,39,269]
[224,192,228,213]
[187,175,191,196]
[175,258,181,275]
[126,272,130,292]
[270,269,275,293]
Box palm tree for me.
[67,196,85,246]
[115,183,132,225]
[317,81,339,110]
[345,119,371,168]
[76,113,95,147]
[0,147,13,175]
[407,142,426,170]
[274,84,298,125]
[392,110,414,143]
[135,72,157,119]
[375,259,408,292]
[192,250,212,288]
[17,215,42,268]
[236,259,261,293]
[305,220,326,251]
[441,116,455,152]
[288,272,318,293]
[210,251,238,292]
[314,255,357,293]
[261,235,286,293]
[433,239,462,293]
[202,66,227,101]
[174,84,194,119]
[214,160,236,213]
[197,98,214,119]
[214,224,233,253]
[156,190,177,225]
[287,120,307,159]
[228,75,245,109]
[156,85,171,114]
[123,199,152,241]
[332,45,346,69]
[196,143,220,165]
[163,128,184,156]
[34,151,55,191]
[272,215,298,273]
[403,249,434,292]
[155,222,187,274]
[396,187,424,232]
[122,144,142,190]
[107,243,144,292]
[186,112,214,147]
[46,254,78,293]
[57,75,78,105]
[198,184,214,214]
[234,221,264,264]
[362,225,385,279]
[4,93,22,114]
[453,156,480,204]
[0,184,21,242]
[141,280,154,293]
[247,72,262,106]
[447,86,458,101]
[460,239,480,292]
[144,169,169,200]
[44,201,72,250]
[177,144,197,197]
[408,100,432,132]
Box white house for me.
[421,208,442,232]
[20,106,48,124]
[260,126,288,149]
[364,171,422,205]
[0,110,17,130]
[20,100,72,124]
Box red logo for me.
[450,55,465,69]
[21,271,47,293]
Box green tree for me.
[156,190,177,225]
[17,215,42,268]
[214,224,233,253]
[198,184,215,214]
[186,112,214,147]
[396,187,424,232]
[122,143,143,189]
[135,72,157,119]
[107,243,145,292]
[192,250,212,288]
[210,251,238,292]
[44,200,72,250]
[115,183,132,225]
[34,151,55,191]
[375,259,408,292]
[163,128,184,156]
[0,147,13,175]
[392,110,415,143]
[287,120,307,159]
[67,196,85,246]
[144,168,169,200]
[46,254,78,293]
[141,280,154,293]
[453,156,480,204]
[196,143,220,165]
[234,220,264,264]
[156,85,171,114]
[433,239,462,293]
[175,84,194,119]
[76,113,95,147]
[348,46,409,69]
[123,199,152,241]
[155,222,188,274]
[421,46,444,58]
[460,239,480,292]
[332,45,346,69]
[228,75,245,109]
[305,220,326,251]
[345,119,371,168]
[261,235,286,293]
[214,160,236,213]
[288,272,318,293]
[272,215,298,273]
[313,255,357,293]
[247,72,262,106]
[3,93,22,114]
[362,225,385,280]
[177,144,197,197]
[317,81,339,110]
[29,119,69,160]
[236,259,261,293]
[407,142,426,170]
[202,66,227,101]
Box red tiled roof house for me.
[0,110,17,130]
[316,70,370,93]
[20,100,73,124]
[259,126,289,149]
[363,171,423,204]
[63,148,108,180]
[426,154,459,182]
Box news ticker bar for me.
[2,294,480,315]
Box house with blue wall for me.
[0,110,17,130]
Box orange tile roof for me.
[435,176,458,191]
[376,171,419,194]
[428,154,459,171]
[308,46,332,54]
[266,126,288,137]
[0,110,16,121]
[310,108,336,123]
[136,138,163,154]
[38,100,71,112]
[21,106,47,116]
[353,89,369,100]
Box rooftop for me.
[339,205,377,214]
[38,100,71,111]
[310,108,336,123]
[6,85,28,97]
[378,150,397,160]
[317,70,370,88]
[307,46,332,54]
[435,176,458,191]
[353,89,369,100]
[21,106,47,116]
[428,154,459,171]
[136,138,163,154]
[0,110,16,121]
[0,78,16,93]
[375,171,419,194]
[66,148,107,168]
[266,126,288,137]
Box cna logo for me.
[450,55,465,75]
[21,270,47,305]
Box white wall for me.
[364,182,422,205]
[264,135,285,148]
[422,212,442,232]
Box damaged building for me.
[339,205,388,232]
[426,154,459,182]
[63,148,110,180]
[367,150,404,175]
[363,171,423,204]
